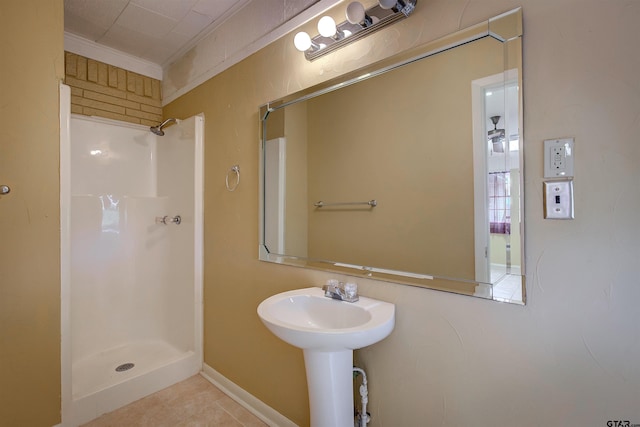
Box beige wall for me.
[166,0,640,426]
[0,1,64,425]
[166,59,313,424]
[0,0,637,425]
[65,52,162,126]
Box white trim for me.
[162,0,342,105]
[64,32,163,80]
[193,114,205,370]
[200,364,298,427]
[60,82,72,427]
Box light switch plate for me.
[544,180,574,219]
[544,138,575,178]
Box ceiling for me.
[64,0,249,66]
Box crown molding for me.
[64,32,163,80]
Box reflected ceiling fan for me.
[488,115,505,153]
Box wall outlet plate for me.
[543,179,574,219]
[544,138,574,178]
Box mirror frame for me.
[259,8,525,304]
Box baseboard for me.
[200,364,298,427]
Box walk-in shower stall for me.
[60,92,203,426]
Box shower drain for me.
[115,362,135,372]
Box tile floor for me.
[82,375,268,427]
[492,273,523,302]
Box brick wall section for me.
[64,52,162,126]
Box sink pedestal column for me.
[303,349,353,427]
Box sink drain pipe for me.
[353,367,370,427]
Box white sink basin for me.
[257,287,395,351]
[258,287,395,427]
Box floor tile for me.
[81,375,267,427]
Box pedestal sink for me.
[257,287,395,427]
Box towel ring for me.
[225,165,240,191]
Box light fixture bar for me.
[303,1,417,61]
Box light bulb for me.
[317,16,337,38]
[346,1,365,24]
[378,0,397,9]
[294,31,312,51]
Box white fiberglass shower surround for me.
[60,86,203,426]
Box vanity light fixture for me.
[294,0,417,61]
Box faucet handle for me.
[327,279,340,288]
[344,282,358,299]
[323,279,339,296]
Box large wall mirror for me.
[259,8,525,304]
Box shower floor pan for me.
[71,340,200,425]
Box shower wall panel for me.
[70,117,156,196]
[156,116,197,353]
[70,195,170,362]
[69,115,189,368]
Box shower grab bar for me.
[314,200,377,208]
[156,215,181,225]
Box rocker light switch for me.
[544,180,574,219]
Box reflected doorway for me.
[472,71,521,300]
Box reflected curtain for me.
[489,171,510,234]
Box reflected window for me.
[488,172,510,234]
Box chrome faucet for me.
[322,280,359,303]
